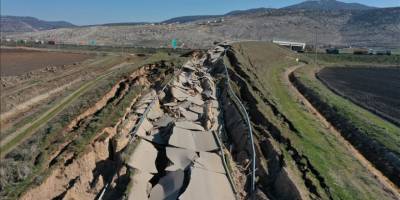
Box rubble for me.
[126,51,236,200]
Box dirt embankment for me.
[20,99,139,200]
[18,62,172,200]
[289,70,400,189]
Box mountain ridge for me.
[283,0,375,10]
[6,7,399,49]
[0,15,76,33]
[1,1,398,48]
[161,0,376,24]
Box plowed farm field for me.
[317,66,400,126]
[0,48,92,76]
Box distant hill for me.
[90,22,151,27]
[3,0,399,49]
[162,15,222,24]
[0,16,76,33]
[161,8,274,24]
[9,7,399,49]
[225,8,274,16]
[340,7,400,46]
[160,0,376,24]
[283,0,375,10]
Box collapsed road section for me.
[98,47,257,200]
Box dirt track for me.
[284,65,400,197]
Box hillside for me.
[162,15,222,24]
[283,0,375,10]
[161,8,273,24]
[6,7,399,48]
[0,16,75,33]
[1,1,398,48]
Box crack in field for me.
[119,49,241,200]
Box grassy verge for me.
[227,41,397,199]
[304,53,400,66]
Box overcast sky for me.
[1,0,399,25]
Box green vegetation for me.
[226,41,397,199]
[304,53,400,66]
[0,41,192,55]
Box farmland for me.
[317,66,400,126]
[0,48,92,76]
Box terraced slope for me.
[223,41,399,199]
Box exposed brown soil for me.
[0,48,92,76]
[286,65,400,198]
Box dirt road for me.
[284,64,400,197]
